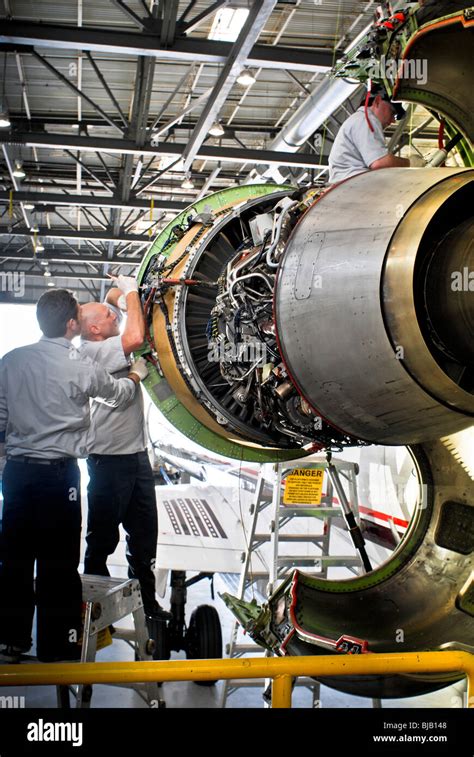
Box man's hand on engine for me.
[109,274,139,297]
[128,356,149,382]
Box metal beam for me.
[1,133,327,169]
[149,66,194,133]
[109,0,150,30]
[181,0,277,171]
[31,51,125,135]
[1,228,150,243]
[0,251,141,265]
[181,0,229,34]
[64,149,114,194]
[1,145,30,228]
[85,52,128,128]
[195,165,221,200]
[0,22,336,72]
[178,0,197,24]
[284,69,312,95]
[151,87,213,139]
[0,191,188,211]
[1,269,126,282]
[161,0,179,45]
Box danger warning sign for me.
[283,468,324,505]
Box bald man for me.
[80,276,171,625]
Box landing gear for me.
[152,570,223,686]
[186,605,222,686]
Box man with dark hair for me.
[36,288,79,338]
[328,86,411,183]
[0,289,148,663]
[80,275,171,625]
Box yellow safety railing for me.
[0,651,472,708]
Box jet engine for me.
[136,0,474,698]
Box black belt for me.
[7,456,75,466]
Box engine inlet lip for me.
[381,170,474,416]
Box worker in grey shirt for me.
[328,86,410,183]
[80,275,171,627]
[0,289,148,663]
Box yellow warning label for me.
[283,468,324,505]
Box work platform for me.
[58,575,162,708]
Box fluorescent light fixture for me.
[181,174,195,190]
[12,160,26,179]
[236,69,256,87]
[23,203,35,210]
[208,121,225,137]
[208,7,249,42]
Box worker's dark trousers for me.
[84,451,159,616]
[0,459,82,661]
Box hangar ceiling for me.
[0,0,446,302]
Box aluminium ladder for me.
[220,457,362,707]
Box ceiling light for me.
[181,174,194,190]
[36,241,45,252]
[43,268,51,277]
[23,202,35,210]
[47,280,55,287]
[12,160,26,179]
[208,8,249,42]
[39,260,48,266]
[236,70,256,87]
[0,109,11,128]
[208,121,225,137]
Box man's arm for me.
[370,154,410,170]
[105,287,122,308]
[120,292,145,356]
[89,358,149,408]
[108,275,145,356]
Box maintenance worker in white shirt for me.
[80,275,171,628]
[328,86,412,184]
[0,289,148,663]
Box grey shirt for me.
[80,335,147,455]
[0,336,136,459]
[328,107,388,183]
